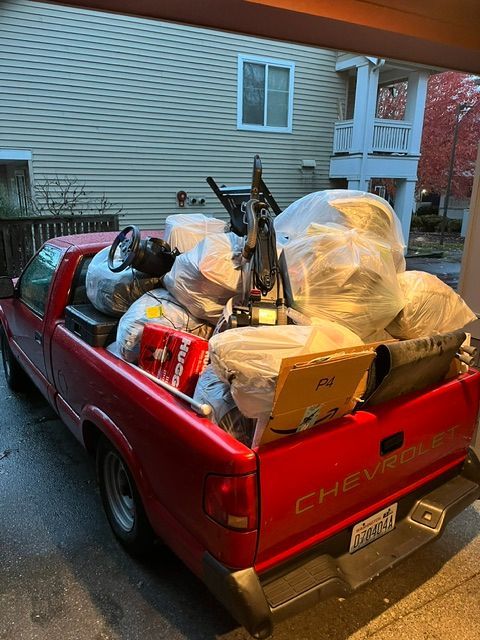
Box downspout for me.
[358,58,385,192]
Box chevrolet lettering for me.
[296,426,460,514]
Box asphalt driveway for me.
[1,378,480,640]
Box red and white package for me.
[139,324,209,396]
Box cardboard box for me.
[257,345,376,446]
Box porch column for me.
[404,71,429,155]
[394,178,416,244]
[350,63,370,153]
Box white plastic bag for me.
[163,233,244,323]
[164,213,226,253]
[117,288,213,363]
[282,224,404,339]
[193,366,255,446]
[209,323,363,423]
[387,271,477,339]
[275,189,406,271]
[86,247,161,317]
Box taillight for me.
[203,473,258,531]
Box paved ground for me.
[405,256,462,289]
[1,378,480,640]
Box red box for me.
[139,325,209,396]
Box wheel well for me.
[82,420,104,457]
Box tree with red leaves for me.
[417,72,480,199]
[376,81,407,120]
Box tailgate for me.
[255,370,480,571]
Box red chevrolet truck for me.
[1,232,480,638]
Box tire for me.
[96,438,155,557]
[0,328,29,392]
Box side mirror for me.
[0,276,15,299]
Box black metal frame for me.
[206,176,281,237]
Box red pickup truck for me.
[1,232,480,639]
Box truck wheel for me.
[0,329,28,392]
[96,438,155,557]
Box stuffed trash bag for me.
[193,366,255,446]
[282,224,404,339]
[86,247,161,317]
[163,232,244,324]
[117,288,213,363]
[209,323,363,429]
[274,189,406,272]
[164,213,226,253]
[387,271,476,339]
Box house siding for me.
[0,0,345,227]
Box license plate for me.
[349,503,397,553]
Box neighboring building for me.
[0,0,434,241]
[330,54,434,241]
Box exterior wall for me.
[0,0,345,228]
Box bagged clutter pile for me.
[86,247,161,317]
[387,271,476,339]
[117,288,212,363]
[193,366,255,445]
[275,189,406,272]
[90,188,476,449]
[163,232,244,323]
[281,224,404,339]
[209,323,363,425]
[164,213,226,253]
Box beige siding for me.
[0,0,345,228]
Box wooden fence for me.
[0,214,119,277]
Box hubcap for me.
[103,451,135,533]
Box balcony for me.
[333,119,412,155]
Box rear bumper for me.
[203,448,480,639]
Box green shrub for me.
[419,214,443,231]
[447,218,462,233]
[416,204,437,216]
[410,215,423,229]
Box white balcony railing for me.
[372,120,411,153]
[333,119,412,154]
[333,119,354,153]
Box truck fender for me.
[81,405,154,503]
[0,309,10,338]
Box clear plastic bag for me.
[117,287,213,363]
[282,224,404,339]
[164,213,227,253]
[193,366,255,446]
[209,323,363,422]
[163,233,244,323]
[387,271,477,339]
[275,189,406,272]
[86,247,161,317]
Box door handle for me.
[380,431,404,456]
[34,331,43,345]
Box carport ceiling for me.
[39,0,480,73]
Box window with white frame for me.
[237,55,295,132]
